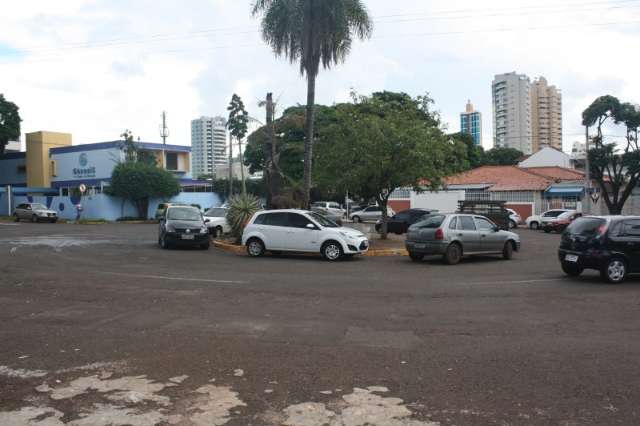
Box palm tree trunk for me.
[239,138,247,197]
[303,74,316,208]
[228,136,233,197]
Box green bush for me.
[226,194,261,243]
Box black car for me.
[558,216,640,283]
[375,208,437,235]
[158,205,210,250]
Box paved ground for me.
[1,222,639,425]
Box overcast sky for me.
[2,0,639,152]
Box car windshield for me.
[413,215,445,228]
[167,207,202,221]
[31,204,47,210]
[544,211,566,217]
[566,217,605,236]
[557,211,574,219]
[205,208,226,218]
[309,212,339,228]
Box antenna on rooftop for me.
[160,111,170,145]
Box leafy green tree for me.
[482,146,524,166]
[315,92,467,239]
[226,193,261,243]
[109,162,180,219]
[450,132,485,168]
[583,95,640,214]
[252,0,373,207]
[0,94,22,156]
[227,94,250,196]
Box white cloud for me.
[0,0,638,152]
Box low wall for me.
[0,191,223,221]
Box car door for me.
[261,212,290,250]
[20,204,32,220]
[285,213,321,252]
[363,206,381,221]
[456,215,480,253]
[388,211,411,234]
[621,219,640,272]
[474,216,503,252]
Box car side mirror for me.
[493,225,500,232]
[306,223,316,230]
[204,219,210,223]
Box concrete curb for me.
[212,240,407,257]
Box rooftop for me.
[446,165,585,192]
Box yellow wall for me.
[26,131,72,187]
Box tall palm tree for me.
[252,0,372,207]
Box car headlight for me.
[165,224,176,232]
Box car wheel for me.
[322,241,343,261]
[601,258,627,284]
[353,216,361,223]
[13,213,19,222]
[246,238,265,257]
[409,252,424,262]
[51,219,58,223]
[509,220,517,229]
[31,215,38,223]
[562,262,583,277]
[529,222,539,230]
[502,241,514,260]
[159,235,171,249]
[216,226,223,238]
[444,243,462,265]
[543,228,551,233]
[200,242,210,250]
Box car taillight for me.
[435,228,444,240]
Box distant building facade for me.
[492,72,533,154]
[460,100,482,146]
[191,116,228,179]
[4,141,21,153]
[531,77,562,152]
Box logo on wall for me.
[73,152,96,178]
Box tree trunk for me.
[239,138,246,197]
[228,137,234,197]
[302,74,317,208]
[135,199,149,220]
[377,196,389,240]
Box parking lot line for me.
[468,278,565,285]
[96,271,249,285]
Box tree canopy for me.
[582,95,640,214]
[0,94,21,156]
[482,146,524,166]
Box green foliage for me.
[109,162,180,219]
[482,147,524,166]
[583,95,640,214]
[208,178,265,200]
[450,132,485,168]
[315,91,467,238]
[226,193,261,243]
[0,94,21,156]
[227,94,249,141]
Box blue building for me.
[460,100,483,146]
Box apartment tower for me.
[492,72,533,154]
[190,116,228,179]
[530,77,563,151]
[460,100,482,146]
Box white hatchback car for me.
[203,207,230,237]
[526,209,570,230]
[242,209,369,261]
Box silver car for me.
[311,202,345,222]
[349,205,395,223]
[405,213,520,264]
[13,202,58,223]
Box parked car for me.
[242,209,369,261]
[375,208,437,235]
[506,208,522,229]
[13,203,58,223]
[203,207,230,237]
[559,216,640,283]
[542,210,582,233]
[526,209,570,230]
[405,213,521,264]
[311,201,345,222]
[349,205,395,223]
[158,205,210,250]
[155,203,202,220]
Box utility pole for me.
[266,93,276,207]
[583,125,591,215]
[159,111,169,169]
[228,130,233,198]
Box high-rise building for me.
[190,116,228,179]
[460,100,482,146]
[531,77,562,152]
[492,72,533,154]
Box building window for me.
[166,152,178,171]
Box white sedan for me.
[525,209,570,230]
[203,207,230,237]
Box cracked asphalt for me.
[1,222,640,425]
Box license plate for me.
[181,234,195,240]
[565,254,579,262]
[413,243,426,249]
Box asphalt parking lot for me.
[1,222,640,425]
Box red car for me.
[543,210,582,233]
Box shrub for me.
[226,194,261,243]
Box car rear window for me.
[414,215,445,229]
[566,217,605,236]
